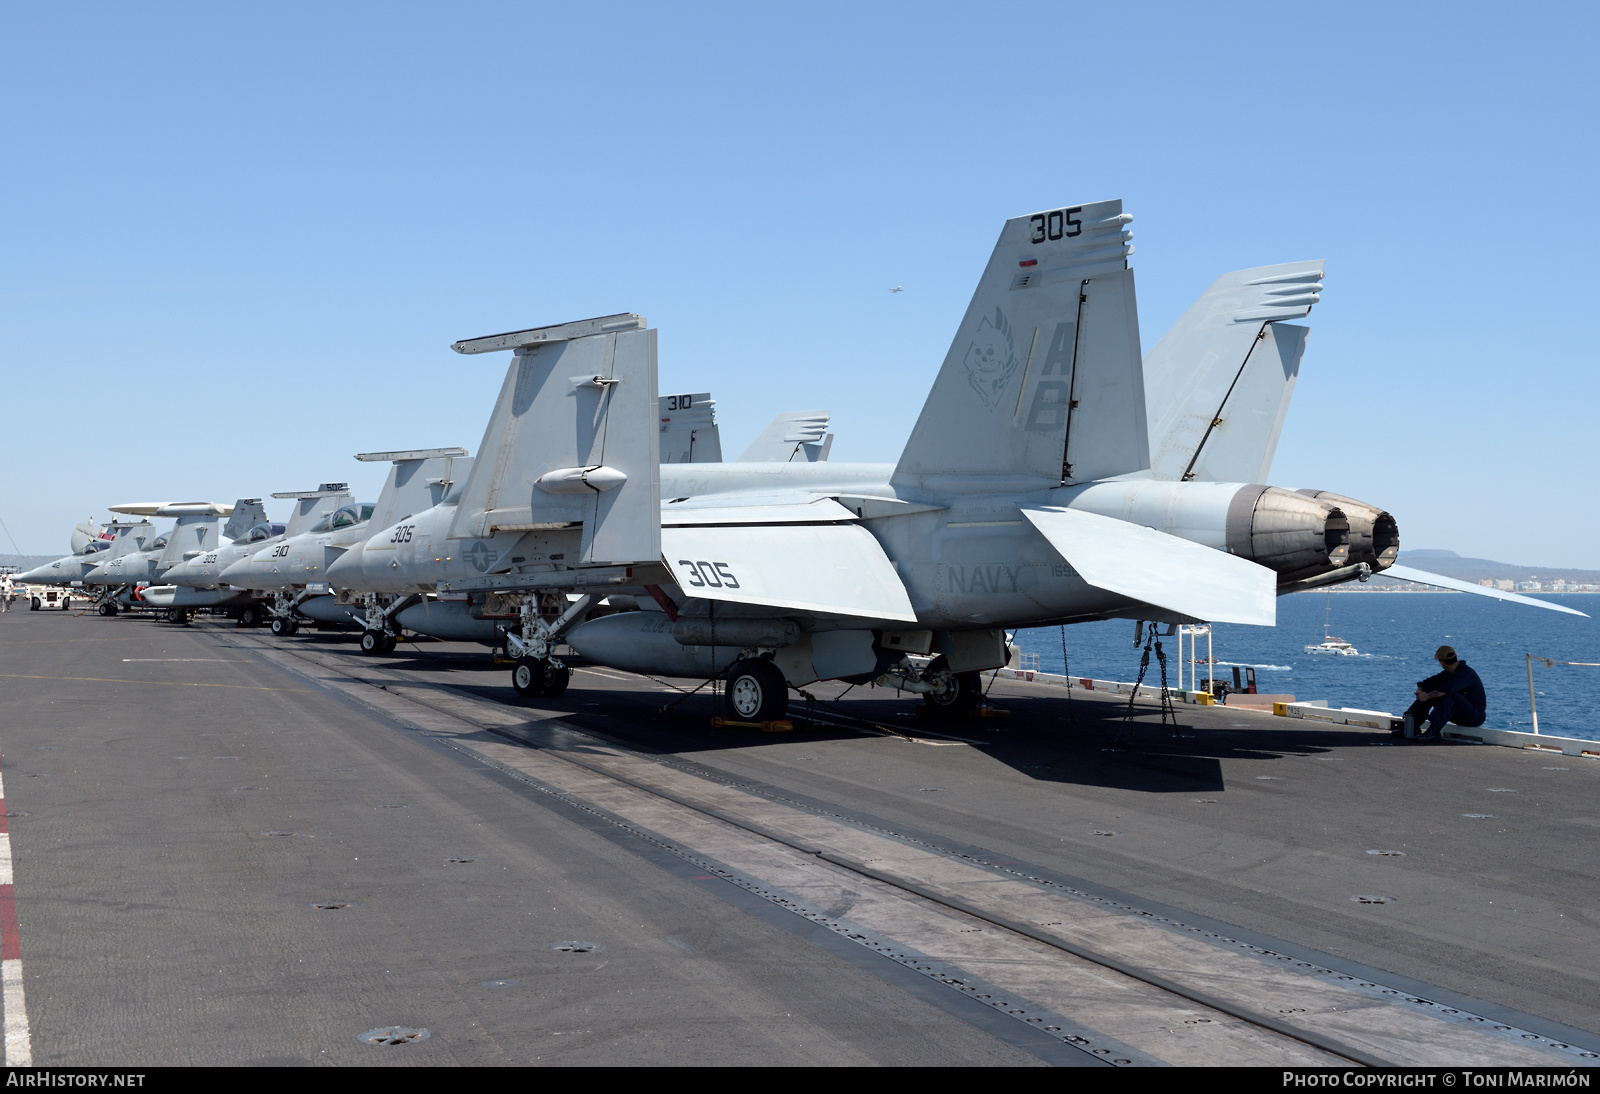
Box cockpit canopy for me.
[244,522,287,544]
[149,534,169,552]
[309,504,374,533]
[80,540,109,555]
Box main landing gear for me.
[269,615,299,637]
[360,629,398,655]
[510,656,571,698]
[724,658,789,721]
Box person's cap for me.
[1435,645,1458,663]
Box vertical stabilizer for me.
[737,411,833,463]
[892,200,1144,490]
[448,315,661,566]
[274,485,354,538]
[105,521,154,560]
[153,506,228,570]
[355,449,472,531]
[223,500,269,542]
[659,393,722,463]
[1144,261,1322,483]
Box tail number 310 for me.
[677,561,740,589]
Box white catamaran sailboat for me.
[1305,592,1360,656]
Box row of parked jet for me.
[22,200,1579,722]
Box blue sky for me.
[3,2,1596,565]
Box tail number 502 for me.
[677,560,740,589]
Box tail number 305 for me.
[677,561,740,589]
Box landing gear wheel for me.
[61,598,69,611]
[239,605,261,627]
[166,608,182,623]
[512,656,546,698]
[269,616,293,637]
[725,659,789,722]
[30,598,40,611]
[540,661,570,697]
[380,633,399,655]
[98,602,114,617]
[286,619,300,636]
[924,668,982,717]
[360,629,387,654]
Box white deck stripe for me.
[0,764,31,1066]
[3,958,31,1066]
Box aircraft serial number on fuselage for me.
[1029,207,1083,243]
[677,561,740,589]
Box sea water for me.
[1016,592,1600,742]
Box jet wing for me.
[1022,505,1277,626]
[1381,564,1588,617]
[661,519,917,622]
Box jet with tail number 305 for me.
[321,199,1580,721]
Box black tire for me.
[269,616,291,637]
[379,634,398,655]
[924,669,983,716]
[240,605,260,626]
[98,602,113,617]
[725,659,788,722]
[61,598,69,611]
[166,608,181,623]
[30,598,40,611]
[285,620,300,636]
[359,630,385,654]
[511,657,545,698]
[541,661,570,697]
[106,602,118,617]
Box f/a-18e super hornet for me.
[325,200,1579,719]
[15,519,151,604]
[307,397,833,652]
[152,483,354,625]
[74,501,267,618]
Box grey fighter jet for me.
[82,501,266,619]
[153,484,356,625]
[329,201,1577,717]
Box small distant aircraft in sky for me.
[888,285,903,293]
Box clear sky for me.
[3,2,1596,565]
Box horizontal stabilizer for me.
[661,523,917,621]
[1382,564,1588,617]
[1022,506,1277,626]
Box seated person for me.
[1401,645,1485,741]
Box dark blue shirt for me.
[1418,662,1486,713]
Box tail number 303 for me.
[678,561,740,589]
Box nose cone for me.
[84,562,112,584]
[16,563,55,583]
[218,557,257,588]
[163,557,201,588]
[324,539,366,586]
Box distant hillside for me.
[0,555,55,572]
[1374,549,1600,585]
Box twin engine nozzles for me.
[1226,486,1398,585]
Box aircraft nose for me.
[218,558,254,587]
[324,541,364,585]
